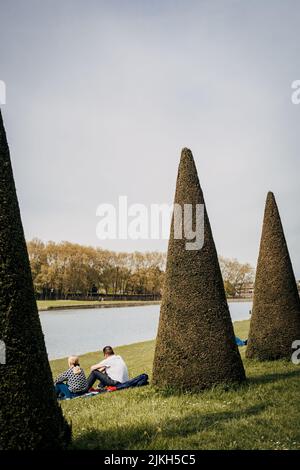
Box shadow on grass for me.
[248,368,300,386]
[71,403,267,450]
[152,380,246,398]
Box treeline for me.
[27,239,255,299]
[27,239,166,298]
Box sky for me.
[0,0,300,276]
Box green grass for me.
[50,320,300,450]
[38,299,160,311]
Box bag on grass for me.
[116,373,149,390]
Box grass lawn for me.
[50,319,300,450]
[38,300,160,311]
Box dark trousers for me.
[87,370,119,389]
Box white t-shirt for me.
[100,355,129,383]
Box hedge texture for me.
[152,148,246,390]
[0,109,71,449]
[246,192,300,360]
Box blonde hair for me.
[68,356,82,375]
[68,355,80,367]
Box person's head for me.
[103,346,114,358]
[68,355,80,368]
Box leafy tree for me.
[219,257,254,297]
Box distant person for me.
[54,355,88,399]
[87,346,129,390]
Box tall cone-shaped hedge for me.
[152,148,245,390]
[0,110,71,449]
[246,192,300,360]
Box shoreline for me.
[38,297,252,312]
[38,300,161,312]
[50,318,250,362]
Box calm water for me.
[40,301,252,360]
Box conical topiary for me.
[0,109,71,449]
[246,192,300,360]
[152,148,246,390]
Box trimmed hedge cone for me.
[246,192,300,360]
[152,148,245,390]
[0,110,71,449]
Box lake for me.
[41,301,252,360]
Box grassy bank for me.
[38,300,160,311]
[50,319,300,450]
[38,298,252,311]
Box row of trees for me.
[27,239,166,298]
[27,239,254,299]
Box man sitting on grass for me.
[87,345,129,391]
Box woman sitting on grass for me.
[54,355,88,399]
